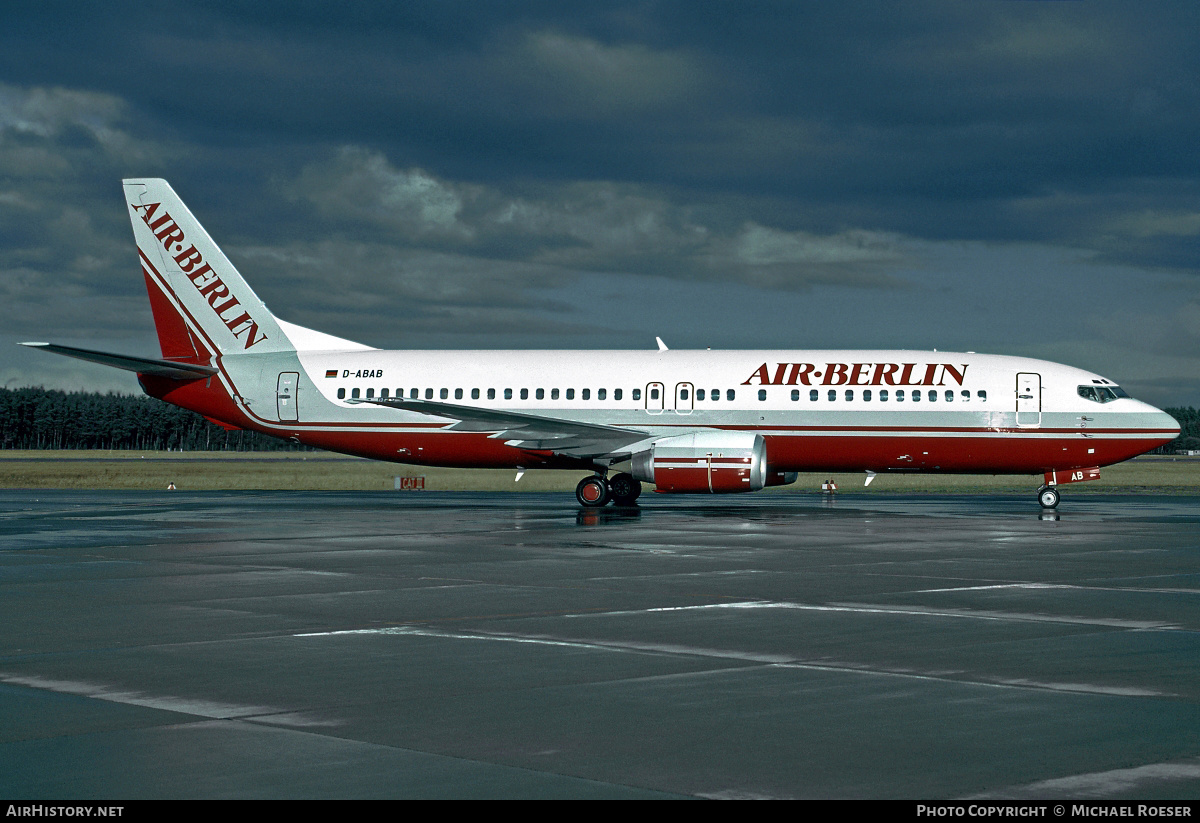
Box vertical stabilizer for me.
[124,178,293,358]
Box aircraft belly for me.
[761,430,1170,474]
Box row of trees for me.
[0,386,1196,453]
[0,387,309,451]
[1166,406,1200,452]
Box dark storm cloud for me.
[281,147,907,289]
[5,2,1199,255]
[0,82,166,338]
[230,239,590,338]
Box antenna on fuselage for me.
[656,337,669,351]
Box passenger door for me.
[674,382,694,415]
[277,372,299,422]
[645,382,665,415]
[1016,372,1040,427]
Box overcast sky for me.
[2,1,1199,408]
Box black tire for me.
[576,475,610,508]
[1038,486,1060,509]
[608,473,642,506]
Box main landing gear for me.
[576,472,642,508]
[1037,484,1060,509]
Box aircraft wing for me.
[20,342,218,379]
[350,397,652,459]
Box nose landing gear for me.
[1037,485,1060,509]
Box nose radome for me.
[1159,409,1182,437]
[1143,403,1181,437]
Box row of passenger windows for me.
[335,385,987,403]
[768,388,987,402]
[337,387,636,401]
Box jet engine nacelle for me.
[631,431,768,493]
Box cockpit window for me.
[1078,385,1130,403]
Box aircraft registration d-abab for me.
[25,179,1180,509]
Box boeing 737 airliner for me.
[24,179,1180,508]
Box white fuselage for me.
[183,347,1178,476]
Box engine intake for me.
[631,432,768,494]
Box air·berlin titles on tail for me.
[131,200,269,350]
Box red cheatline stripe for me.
[715,424,1175,435]
[140,252,222,356]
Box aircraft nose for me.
[1160,409,1182,437]
[1147,404,1181,439]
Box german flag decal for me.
[325,369,338,378]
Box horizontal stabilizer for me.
[20,342,218,379]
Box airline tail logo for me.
[131,201,269,350]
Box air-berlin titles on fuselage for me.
[131,201,268,350]
[743,362,968,387]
